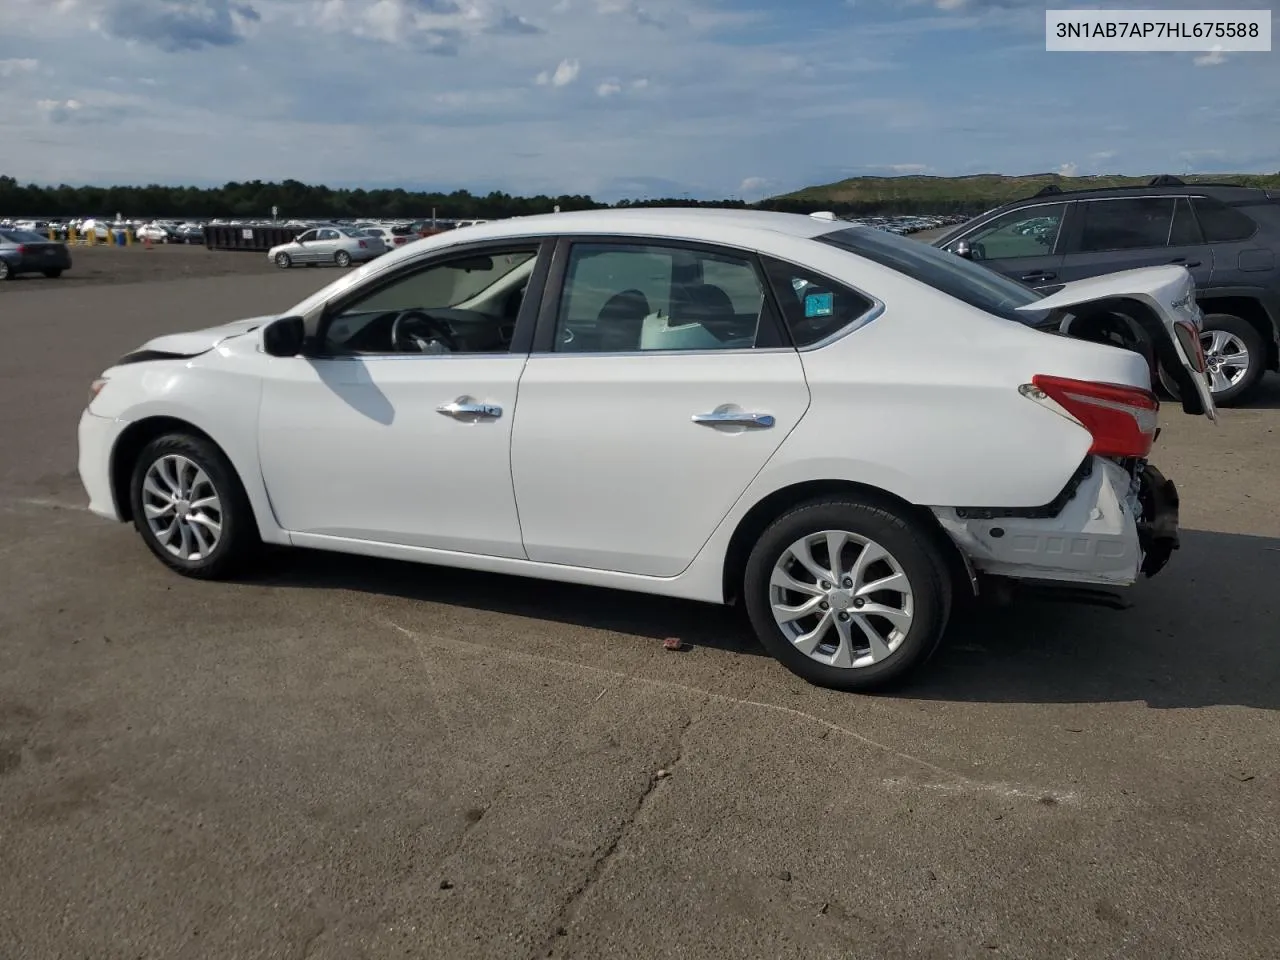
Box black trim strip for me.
[954,457,1094,520]
[115,349,203,365]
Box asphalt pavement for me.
[1,266,1278,960]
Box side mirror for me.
[951,240,975,260]
[263,315,306,357]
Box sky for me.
[0,0,1276,201]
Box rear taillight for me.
[1173,320,1206,373]
[15,244,25,255]
[1026,375,1159,458]
[358,240,367,248]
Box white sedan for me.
[267,226,387,269]
[77,209,1215,690]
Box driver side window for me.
[954,202,1067,260]
[320,246,540,356]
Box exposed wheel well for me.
[109,416,219,522]
[720,480,975,606]
[1196,296,1279,371]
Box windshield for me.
[3,230,50,243]
[817,226,1049,325]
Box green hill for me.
[765,172,1280,215]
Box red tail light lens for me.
[1030,375,1159,458]
[16,244,25,255]
[358,240,367,248]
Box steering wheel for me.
[390,309,459,354]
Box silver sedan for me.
[267,226,387,269]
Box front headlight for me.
[88,377,109,407]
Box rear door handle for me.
[437,398,502,419]
[1020,271,1056,282]
[692,410,775,429]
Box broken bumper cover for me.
[931,457,1178,588]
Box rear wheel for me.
[43,268,62,279]
[0,260,10,281]
[1160,312,1265,406]
[334,250,352,268]
[129,433,260,580]
[275,252,292,269]
[743,498,952,691]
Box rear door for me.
[509,237,811,577]
[939,201,1069,290]
[1056,197,1213,287]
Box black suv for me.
[933,176,1280,405]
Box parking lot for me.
[2,252,1279,959]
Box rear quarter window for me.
[1191,197,1258,242]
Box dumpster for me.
[204,224,305,252]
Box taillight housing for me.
[1027,375,1159,458]
[358,240,367,248]
[15,244,25,255]
[1173,320,1206,373]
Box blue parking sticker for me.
[804,292,834,318]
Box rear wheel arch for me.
[720,479,976,607]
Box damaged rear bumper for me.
[931,457,1179,588]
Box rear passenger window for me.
[1169,198,1203,245]
[762,257,875,347]
[1191,197,1257,242]
[1078,198,1176,252]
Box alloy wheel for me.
[1202,328,1250,394]
[769,530,914,669]
[141,454,223,561]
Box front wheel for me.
[1160,312,1266,406]
[334,250,352,268]
[275,252,292,269]
[743,498,952,692]
[129,433,261,580]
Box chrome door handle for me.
[692,410,775,429]
[437,398,502,419]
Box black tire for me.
[275,252,292,269]
[129,433,261,580]
[0,260,10,281]
[43,268,62,279]
[1161,312,1266,406]
[334,250,352,268]
[743,497,952,692]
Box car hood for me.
[131,314,277,357]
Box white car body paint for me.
[77,208,1214,604]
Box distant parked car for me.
[0,229,72,281]
[268,226,387,269]
[933,176,1280,405]
[135,223,179,243]
[360,225,415,251]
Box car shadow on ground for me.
[250,529,1278,710]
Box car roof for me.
[437,207,841,244]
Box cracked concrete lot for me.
[1,268,1279,959]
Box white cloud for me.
[1194,46,1227,67]
[0,58,39,76]
[596,80,622,96]
[631,77,649,89]
[536,57,580,87]
[1057,162,1078,177]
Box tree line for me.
[0,174,987,220]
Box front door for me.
[509,238,811,577]
[941,200,1069,291]
[258,240,549,556]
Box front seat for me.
[595,288,651,352]
[671,283,736,337]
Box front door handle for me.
[1170,258,1202,268]
[1021,270,1057,282]
[437,398,502,419]
[692,410,775,429]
